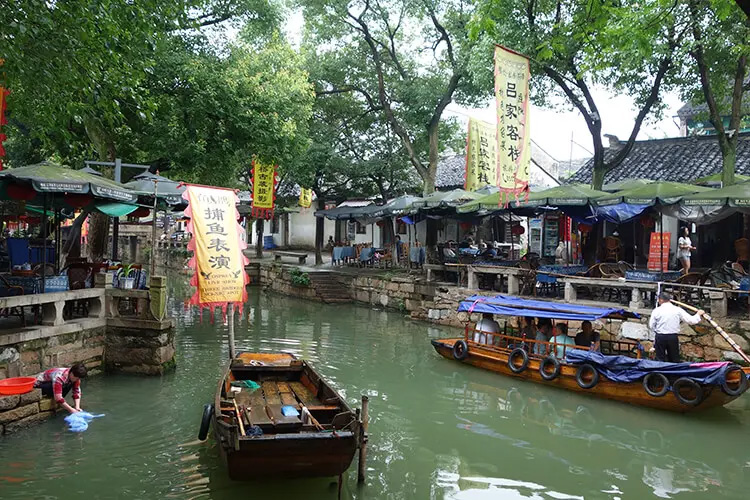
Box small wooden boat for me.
[201,352,368,480]
[431,294,750,413]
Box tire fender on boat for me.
[452,340,469,361]
[575,363,600,389]
[643,372,669,397]
[539,356,561,381]
[508,348,529,373]
[198,403,214,441]
[672,377,704,406]
[720,364,749,397]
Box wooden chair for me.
[604,237,622,262]
[673,272,708,308]
[33,263,55,277]
[0,274,26,325]
[735,238,750,266]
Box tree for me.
[685,0,749,186]
[1,0,283,260]
[301,0,485,195]
[472,0,688,189]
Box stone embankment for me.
[258,262,750,365]
[0,390,57,436]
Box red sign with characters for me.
[647,232,671,272]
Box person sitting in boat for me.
[649,291,703,362]
[474,312,500,345]
[549,323,576,358]
[533,318,554,355]
[575,320,601,351]
[34,363,87,414]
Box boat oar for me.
[671,299,750,364]
[232,399,246,436]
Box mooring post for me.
[357,395,369,483]
[228,303,236,360]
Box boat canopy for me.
[457,294,640,321]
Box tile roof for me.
[568,133,750,185]
[435,155,466,189]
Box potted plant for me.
[117,264,137,289]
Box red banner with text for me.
[647,232,671,272]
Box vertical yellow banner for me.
[251,160,276,218]
[299,188,312,208]
[495,45,531,206]
[465,118,497,191]
[184,185,247,305]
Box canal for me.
[2,279,750,499]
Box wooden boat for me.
[431,294,750,413]
[202,352,368,480]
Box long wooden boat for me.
[431,294,750,413]
[202,352,366,480]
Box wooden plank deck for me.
[262,381,282,405]
[289,381,322,407]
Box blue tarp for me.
[594,203,649,223]
[456,294,640,321]
[565,350,742,385]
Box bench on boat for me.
[274,251,307,264]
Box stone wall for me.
[0,390,57,436]
[105,318,176,375]
[259,264,321,301]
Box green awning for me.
[94,201,139,217]
[602,179,653,192]
[457,184,608,213]
[692,173,750,186]
[595,181,714,207]
[682,182,750,208]
[412,189,481,209]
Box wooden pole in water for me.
[228,303,236,360]
[357,395,369,483]
[671,299,750,364]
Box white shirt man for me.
[648,292,703,362]
[474,313,500,345]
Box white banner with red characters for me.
[495,45,531,207]
[182,185,249,313]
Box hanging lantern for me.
[459,221,472,230]
[64,193,93,208]
[578,223,593,233]
[376,220,385,227]
[511,224,525,236]
[131,206,151,218]
[640,215,655,228]
[19,215,41,224]
[6,183,36,201]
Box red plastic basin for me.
[0,377,37,395]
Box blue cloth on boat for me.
[281,405,300,417]
[246,425,263,436]
[64,411,105,432]
[565,350,744,385]
[457,294,640,321]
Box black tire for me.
[452,340,469,361]
[576,363,600,389]
[643,372,669,397]
[508,348,529,373]
[672,377,704,406]
[198,403,214,441]
[539,356,561,381]
[721,364,749,397]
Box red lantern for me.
[511,225,525,236]
[578,223,593,233]
[7,183,36,201]
[131,206,151,218]
[64,193,93,208]
[640,215,655,228]
[19,215,41,224]
[459,222,472,230]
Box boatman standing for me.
[648,292,703,362]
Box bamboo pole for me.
[227,303,236,360]
[357,395,369,483]
[671,299,750,364]
[232,399,245,436]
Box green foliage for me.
[299,0,489,193]
[289,267,311,286]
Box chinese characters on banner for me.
[183,185,249,310]
[495,45,531,207]
[647,232,671,272]
[251,160,277,219]
[299,188,312,208]
[465,118,497,191]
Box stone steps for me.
[309,273,351,303]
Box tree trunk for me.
[255,219,264,259]
[315,197,325,265]
[83,115,116,262]
[722,146,737,186]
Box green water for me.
[2,280,750,499]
